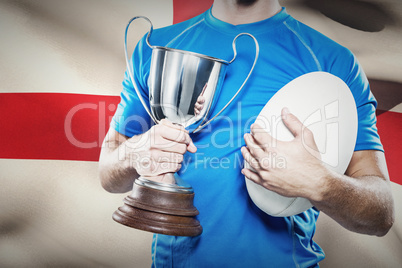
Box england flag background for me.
[0,0,401,267]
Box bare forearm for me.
[311,171,395,236]
[99,139,139,193]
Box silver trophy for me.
[113,16,259,236]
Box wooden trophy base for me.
[113,181,202,237]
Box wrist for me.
[119,134,144,171]
[308,164,334,203]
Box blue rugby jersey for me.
[111,7,382,268]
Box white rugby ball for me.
[244,72,358,217]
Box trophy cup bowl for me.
[112,16,259,236]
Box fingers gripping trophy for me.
[112,16,259,237]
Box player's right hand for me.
[124,119,197,183]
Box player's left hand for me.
[241,108,330,201]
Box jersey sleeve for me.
[110,35,154,137]
[331,48,384,152]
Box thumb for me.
[281,107,304,138]
[187,140,197,153]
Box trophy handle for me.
[124,16,157,123]
[193,33,260,133]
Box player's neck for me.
[211,0,281,25]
